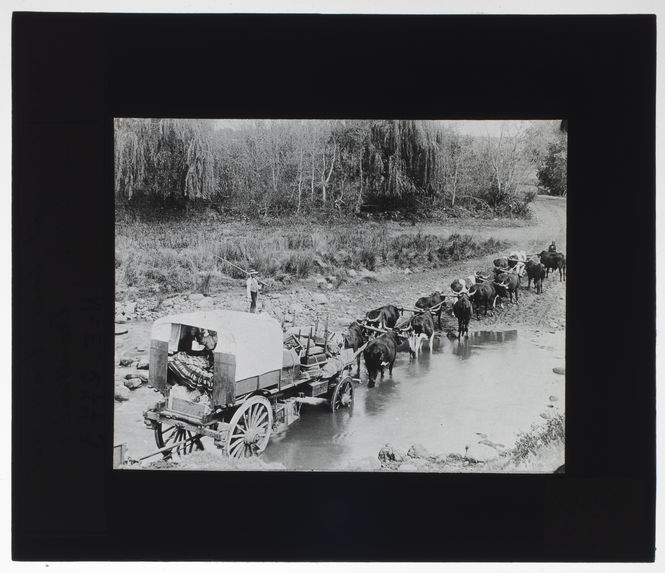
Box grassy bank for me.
[486,411,565,472]
[115,217,508,298]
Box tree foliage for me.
[114,118,564,217]
[536,138,567,196]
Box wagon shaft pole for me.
[138,434,199,462]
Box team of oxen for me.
[341,246,566,386]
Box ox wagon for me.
[142,310,355,460]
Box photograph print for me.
[113,118,567,472]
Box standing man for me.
[246,269,261,313]
[549,241,557,253]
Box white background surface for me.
[3,1,662,571]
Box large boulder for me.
[118,358,134,367]
[189,293,204,302]
[136,359,149,370]
[197,297,214,308]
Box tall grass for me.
[115,217,508,296]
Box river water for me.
[262,330,565,471]
[115,328,565,471]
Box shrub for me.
[512,412,565,462]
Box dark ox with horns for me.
[414,292,445,328]
[397,311,435,358]
[453,292,472,338]
[364,304,401,331]
[495,272,520,304]
[468,281,499,317]
[363,331,407,387]
[342,321,366,376]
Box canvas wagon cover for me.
[151,310,283,381]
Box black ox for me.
[453,293,472,338]
[525,259,546,294]
[342,322,366,376]
[495,272,520,304]
[415,292,445,328]
[363,331,406,387]
[468,282,499,318]
[365,304,401,330]
[401,311,435,357]
[539,250,566,282]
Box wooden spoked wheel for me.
[153,422,203,459]
[330,376,354,412]
[225,396,273,458]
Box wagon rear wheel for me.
[330,376,354,412]
[225,396,273,458]
[153,422,203,459]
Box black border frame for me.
[12,13,656,561]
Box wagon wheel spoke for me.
[162,425,177,438]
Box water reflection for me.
[263,329,564,471]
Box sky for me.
[212,119,558,136]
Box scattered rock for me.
[123,378,143,390]
[123,301,137,315]
[136,359,149,370]
[189,293,204,302]
[404,268,413,275]
[549,395,559,402]
[378,444,406,465]
[125,372,149,382]
[347,269,357,277]
[114,385,131,402]
[552,367,565,375]
[118,358,134,367]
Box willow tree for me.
[361,120,440,208]
[114,118,217,203]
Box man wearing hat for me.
[246,269,261,313]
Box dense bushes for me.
[115,217,508,296]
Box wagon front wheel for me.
[330,376,354,412]
[225,396,273,458]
